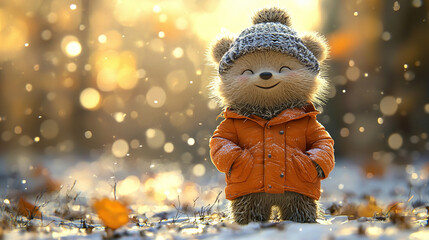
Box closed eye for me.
[279,66,291,72]
[242,69,254,75]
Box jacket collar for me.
[222,103,319,127]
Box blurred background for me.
[0,0,429,206]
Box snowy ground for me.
[1,157,429,239]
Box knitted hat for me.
[218,8,320,74]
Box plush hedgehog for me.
[208,7,335,224]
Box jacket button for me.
[279,130,284,135]
[268,154,272,158]
[268,185,272,188]
[280,172,284,178]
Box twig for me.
[192,197,199,220]
[172,195,181,223]
[386,202,400,215]
[113,182,117,200]
[67,180,77,196]
[207,191,222,215]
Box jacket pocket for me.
[291,149,318,183]
[227,150,254,183]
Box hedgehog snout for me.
[259,72,272,80]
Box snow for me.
[1,158,429,239]
[5,215,428,240]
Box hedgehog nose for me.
[259,72,272,80]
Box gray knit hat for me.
[218,8,320,74]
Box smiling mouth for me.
[255,82,280,89]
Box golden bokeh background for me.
[1,0,429,202]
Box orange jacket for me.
[210,104,334,200]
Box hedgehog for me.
[208,7,335,224]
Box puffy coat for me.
[209,104,335,200]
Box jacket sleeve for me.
[305,116,335,179]
[209,118,253,174]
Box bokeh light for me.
[172,47,184,58]
[146,87,167,108]
[192,164,206,177]
[388,133,403,150]
[117,66,138,89]
[207,99,218,110]
[61,35,82,57]
[117,175,140,196]
[111,139,129,158]
[380,96,398,116]
[97,68,117,91]
[41,29,52,40]
[112,112,126,123]
[0,9,28,60]
[84,130,93,139]
[343,113,356,124]
[113,0,151,27]
[130,139,140,149]
[143,171,184,202]
[424,104,429,114]
[79,88,101,110]
[94,50,138,91]
[163,142,174,153]
[146,128,165,149]
[169,112,187,128]
[340,128,350,138]
[187,138,195,146]
[166,70,188,93]
[98,34,107,44]
[40,120,59,139]
[345,66,360,81]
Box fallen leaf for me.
[17,197,41,218]
[357,202,383,218]
[93,198,130,230]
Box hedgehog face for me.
[217,51,319,109]
[209,7,329,114]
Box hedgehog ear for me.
[209,35,234,64]
[301,32,329,62]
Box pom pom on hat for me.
[217,7,320,74]
[252,7,292,26]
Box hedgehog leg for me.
[230,192,272,225]
[278,191,318,223]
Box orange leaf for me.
[357,202,383,218]
[93,198,130,230]
[17,197,41,218]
